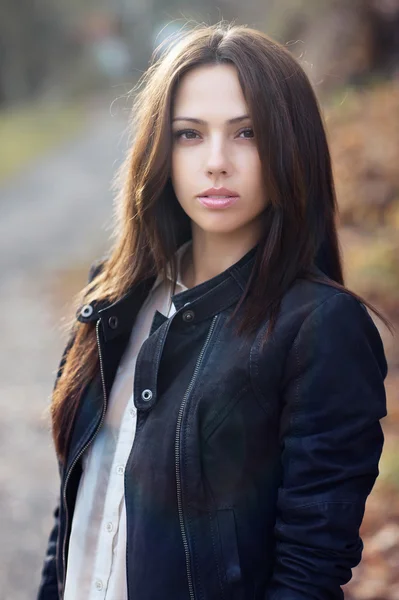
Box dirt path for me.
[0,97,128,600]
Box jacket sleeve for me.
[36,258,104,600]
[36,501,61,600]
[265,292,388,600]
[36,332,74,600]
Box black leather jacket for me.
[37,246,388,600]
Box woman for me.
[37,22,392,600]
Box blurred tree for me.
[0,0,75,106]
[1,0,398,105]
[367,0,399,76]
[265,0,399,90]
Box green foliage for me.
[0,101,85,181]
[380,445,399,490]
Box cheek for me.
[171,146,185,176]
[171,149,196,192]
[171,151,182,190]
[171,151,191,202]
[240,153,263,190]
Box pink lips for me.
[197,196,239,209]
[196,186,240,210]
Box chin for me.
[193,220,245,236]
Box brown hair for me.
[51,22,394,464]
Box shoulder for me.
[286,277,380,349]
[250,275,388,394]
[275,270,383,346]
[280,273,367,330]
[87,256,107,283]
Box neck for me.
[181,225,261,289]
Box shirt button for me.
[106,522,113,532]
[130,407,136,417]
[95,580,103,591]
[116,465,125,475]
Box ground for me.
[0,95,127,600]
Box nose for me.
[205,136,231,176]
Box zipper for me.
[61,319,108,595]
[175,315,219,600]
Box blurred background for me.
[0,1,398,599]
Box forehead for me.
[172,63,248,118]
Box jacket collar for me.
[77,242,258,341]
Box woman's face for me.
[171,63,267,238]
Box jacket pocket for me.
[216,508,242,589]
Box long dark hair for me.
[51,22,394,464]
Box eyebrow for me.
[172,115,251,125]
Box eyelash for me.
[173,127,255,140]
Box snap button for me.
[141,389,153,402]
[108,315,118,329]
[182,309,195,322]
[81,304,94,318]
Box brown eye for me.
[238,127,254,139]
[174,129,200,140]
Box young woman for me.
[37,22,392,600]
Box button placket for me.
[88,385,135,600]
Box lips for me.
[197,186,239,198]
[196,186,240,209]
[196,195,239,210]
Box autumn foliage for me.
[328,80,399,600]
